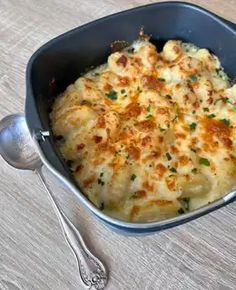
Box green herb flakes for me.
[131,174,137,181]
[189,75,198,81]
[166,95,172,100]
[137,86,142,93]
[189,122,197,130]
[203,108,209,112]
[97,178,105,186]
[166,152,172,161]
[214,97,232,105]
[199,157,210,166]
[192,168,198,174]
[106,90,118,100]
[170,167,177,173]
[220,119,230,126]
[208,114,216,119]
[160,128,166,132]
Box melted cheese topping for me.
[51,39,236,222]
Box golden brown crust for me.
[51,39,236,222]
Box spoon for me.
[0,113,108,290]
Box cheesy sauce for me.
[51,39,236,222]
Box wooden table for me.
[0,1,236,289]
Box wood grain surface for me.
[0,1,236,290]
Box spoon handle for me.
[36,168,108,290]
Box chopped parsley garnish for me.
[189,75,198,81]
[146,114,153,119]
[192,168,198,174]
[170,167,177,173]
[199,157,210,166]
[166,95,172,100]
[106,90,118,100]
[160,128,166,132]
[92,72,100,76]
[137,86,142,93]
[166,152,172,161]
[192,110,196,114]
[223,97,230,103]
[121,89,126,94]
[208,114,216,119]
[220,119,230,126]
[214,97,233,105]
[131,174,137,181]
[147,104,151,112]
[203,107,209,112]
[189,122,197,130]
[157,77,165,82]
[126,154,130,159]
[100,172,104,177]
[97,178,105,186]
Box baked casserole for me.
[51,38,236,222]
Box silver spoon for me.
[0,113,108,290]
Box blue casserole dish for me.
[25,1,236,234]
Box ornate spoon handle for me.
[37,168,108,289]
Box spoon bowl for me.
[0,113,108,289]
[0,113,41,170]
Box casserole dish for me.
[25,1,236,234]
